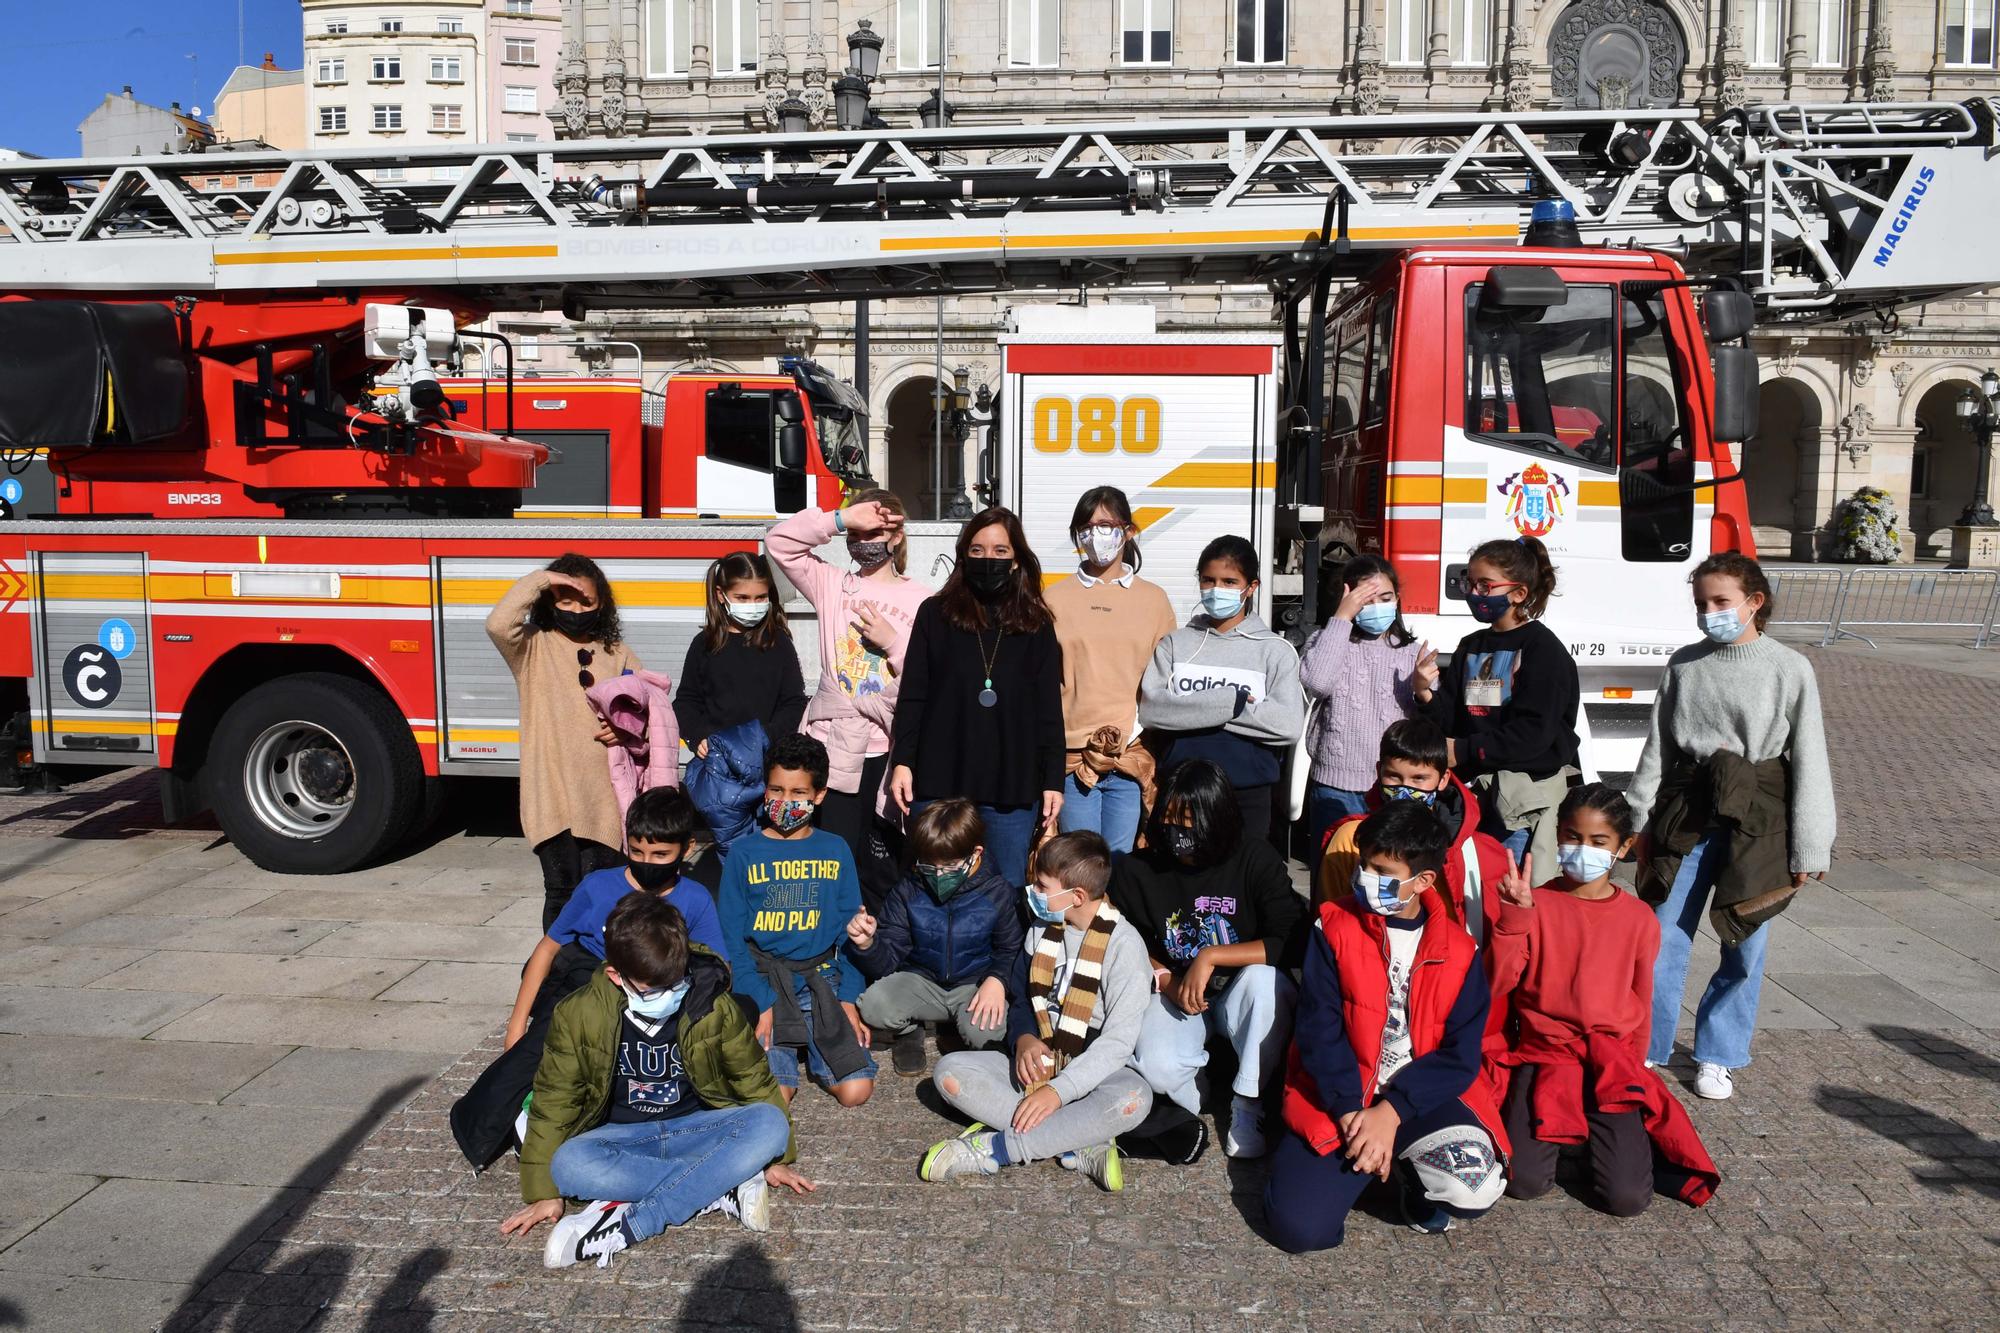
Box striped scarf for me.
[1027,899,1122,1085]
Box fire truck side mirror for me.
[1480,266,1567,313]
[777,423,808,471]
[1702,291,1756,344]
[773,393,806,423]
[1710,346,1760,445]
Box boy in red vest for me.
[1266,802,1508,1252]
[1317,719,1510,947]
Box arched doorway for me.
[1911,379,1985,554]
[1549,0,1688,109]
[883,376,958,521]
[1744,379,1817,558]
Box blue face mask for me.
[1379,783,1439,806]
[621,978,690,1022]
[1698,608,1742,644]
[1556,843,1618,884]
[1201,587,1244,621]
[1354,601,1398,635]
[1353,867,1422,916]
[1465,591,1512,623]
[1026,884,1072,925]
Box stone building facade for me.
[550,0,2000,556]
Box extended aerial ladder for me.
[2,100,1997,322]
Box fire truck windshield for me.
[1464,283,1616,469]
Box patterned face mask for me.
[848,538,894,569]
[1379,783,1440,806]
[1353,867,1422,915]
[764,797,816,833]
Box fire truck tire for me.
[207,673,426,874]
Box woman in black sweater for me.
[889,507,1063,890]
[675,552,809,756]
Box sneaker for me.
[731,1170,771,1232]
[1225,1094,1269,1158]
[892,1027,928,1077]
[1695,1062,1735,1100]
[1057,1143,1125,1193]
[1643,1059,1658,1070]
[919,1123,1000,1182]
[543,1200,631,1270]
[1149,1112,1210,1166]
[1393,1168,1455,1234]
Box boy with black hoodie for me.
[1317,717,1511,946]
[500,894,812,1270]
[1138,535,1304,842]
[847,798,1027,1076]
[1266,802,1508,1253]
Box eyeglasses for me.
[577,647,594,689]
[1467,579,1523,597]
[916,858,973,876]
[619,979,675,1002]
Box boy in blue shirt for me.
[719,734,877,1108]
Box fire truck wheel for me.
[207,673,426,874]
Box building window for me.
[506,131,537,142]
[1235,0,1285,62]
[319,105,347,132]
[379,18,403,32]
[325,20,348,33]
[315,57,345,83]
[1947,0,1996,63]
[431,55,463,80]
[898,0,941,69]
[503,37,537,64]
[1120,0,1172,62]
[1912,444,1932,498]
[1008,0,1060,66]
[520,335,542,361]
[1387,0,1422,64]
[438,17,465,32]
[1456,0,1495,63]
[206,178,224,190]
[1807,0,1846,64]
[376,166,405,182]
[434,164,464,181]
[431,104,463,131]
[504,84,538,113]
[504,0,535,12]
[373,104,403,131]
[711,0,757,75]
[645,0,696,76]
[1747,0,1783,66]
[372,54,402,80]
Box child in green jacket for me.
[500,893,815,1269]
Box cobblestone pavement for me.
[2,646,1998,1329]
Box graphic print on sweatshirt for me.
[1162,895,1241,964]
[746,865,845,932]
[608,1016,697,1122]
[1166,662,1267,710]
[1459,648,1519,716]
[833,597,914,701]
[1376,925,1422,1087]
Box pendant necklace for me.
[976,620,1001,708]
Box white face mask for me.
[726,601,771,627]
[1077,525,1127,567]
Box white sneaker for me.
[1057,1143,1125,1192]
[543,1200,631,1270]
[1225,1095,1268,1158]
[1643,1059,1658,1070]
[731,1170,771,1232]
[1695,1062,1735,1100]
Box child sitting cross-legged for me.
[1264,802,1508,1252]
[500,893,812,1270]
[846,798,1026,1077]
[919,831,1155,1192]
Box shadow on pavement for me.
[160,1077,430,1332]
[1871,1024,2000,1085]
[674,1242,799,1330]
[1815,1026,2000,1203]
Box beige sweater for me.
[1046,570,1179,750]
[485,570,639,850]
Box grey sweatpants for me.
[857,972,1007,1049]
[932,1050,1153,1164]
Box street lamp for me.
[834,75,873,131]
[776,95,810,136]
[1954,369,2000,527]
[919,92,954,129]
[845,19,883,80]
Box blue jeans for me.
[1132,965,1299,1114]
[1648,834,1770,1069]
[549,1102,790,1242]
[1060,771,1145,854]
[765,991,879,1090]
[1306,784,1370,855]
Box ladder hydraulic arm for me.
[1,101,1996,323]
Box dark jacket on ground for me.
[683,719,770,862]
[448,941,602,1170]
[850,858,1026,990]
[519,945,794,1203]
[675,633,808,746]
[891,598,1064,807]
[1636,750,1794,945]
[1111,835,1308,982]
[1419,619,1579,780]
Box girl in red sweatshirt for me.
[1485,784,1718,1216]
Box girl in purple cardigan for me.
[1300,555,1419,859]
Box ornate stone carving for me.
[1865,13,1898,102]
[1771,335,1808,379]
[1548,0,1687,110]
[759,49,791,130]
[1891,361,1915,394]
[1835,405,1875,466]
[1717,23,1747,111]
[1851,355,1874,388]
[558,38,590,138]
[601,34,632,137]
[1353,24,1385,117]
[800,35,831,129]
[1505,27,1536,111]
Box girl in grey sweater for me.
[1625,553,1834,1102]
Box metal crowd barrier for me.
[1766,565,2000,648]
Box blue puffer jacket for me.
[683,719,768,860]
[852,858,1027,990]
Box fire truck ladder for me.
[1,101,1995,322]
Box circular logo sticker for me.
[97,618,137,660]
[0,479,22,504]
[62,644,122,710]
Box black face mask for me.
[963,557,1013,601]
[1162,825,1199,860]
[552,607,600,638]
[628,858,682,892]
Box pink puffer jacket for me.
[585,669,680,825]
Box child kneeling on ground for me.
[920,831,1154,1192]
[847,798,1026,1076]
[1484,784,1720,1214]
[1265,802,1508,1252]
[501,894,812,1270]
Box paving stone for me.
[0,1096,363,1188]
[0,1272,195,1330]
[88,950,421,1001]
[42,912,205,949]
[0,1170,101,1250]
[0,943,156,987]
[120,886,282,918]
[302,922,535,965]
[479,897,545,931]
[0,1033,288,1103]
[1763,917,1881,975]
[149,995,500,1054]
[238,890,517,926]
[0,983,214,1039]
[374,962,521,1006]
[151,915,347,955]
[1807,927,2000,992]
[0,1177,306,1282]
[1770,971,1970,1033]
[222,1049,450,1110]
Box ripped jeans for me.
[932,1050,1153,1164]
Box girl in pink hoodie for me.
[766,489,934,913]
